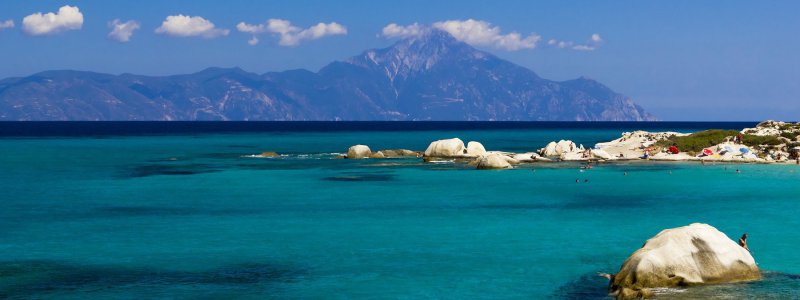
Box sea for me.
[1,121,799,299]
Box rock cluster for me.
[342,120,800,167]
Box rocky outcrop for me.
[540,140,580,157]
[424,138,466,157]
[346,145,372,159]
[511,152,540,162]
[609,223,760,299]
[381,149,421,157]
[257,151,279,157]
[466,141,487,157]
[476,153,512,169]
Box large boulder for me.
[346,145,372,159]
[540,140,578,157]
[424,138,466,157]
[466,141,487,157]
[541,141,559,156]
[476,153,512,170]
[610,223,760,298]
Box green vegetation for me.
[656,130,738,154]
[656,129,784,154]
[742,134,782,147]
[781,131,800,141]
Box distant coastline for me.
[0,121,758,137]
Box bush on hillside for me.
[656,130,738,154]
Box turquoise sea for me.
[1,122,799,299]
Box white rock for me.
[424,138,466,157]
[611,223,760,293]
[541,141,559,156]
[556,140,578,154]
[346,145,372,159]
[541,140,578,157]
[466,141,487,157]
[512,152,539,162]
[592,149,613,160]
[476,153,512,169]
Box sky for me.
[0,0,798,121]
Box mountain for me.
[0,30,655,121]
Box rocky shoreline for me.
[335,120,800,169]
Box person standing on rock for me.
[739,233,750,252]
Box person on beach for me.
[737,133,743,144]
[739,233,750,252]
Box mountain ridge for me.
[0,30,655,121]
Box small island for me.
[340,120,800,168]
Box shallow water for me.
[1,122,799,299]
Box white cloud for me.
[381,23,424,39]
[381,20,603,53]
[572,45,596,51]
[432,19,541,51]
[381,20,540,51]
[237,19,347,46]
[107,19,140,43]
[155,15,229,38]
[22,5,83,35]
[547,33,604,51]
[0,20,14,30]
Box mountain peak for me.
[339,29,490,83]
[0,31,655,121]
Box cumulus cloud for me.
[547,33,604,51]
[381,19,540,51]
[236,19,347,46]
[381,23,424,39]
[107,19,140,42]
[433,19,540,51]
[0,20,14,30]
[155,15,229,38]
[22,5,83,35]
[381,20,605,53]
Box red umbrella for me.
[702,148,714,156]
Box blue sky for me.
[1,0,798,121]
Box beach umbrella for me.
[740,147,750,154]
[724,146,734,153]
[702,148,714,156]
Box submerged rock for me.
[424,138,466,157]
[609,223,760,299]
[257,151,279,157]
[346,145,372,159]
[476,153,512,169]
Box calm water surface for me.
[1,122,798,299]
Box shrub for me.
[656,130,738,154]
[742,134,782,147]
[780,131,800,141]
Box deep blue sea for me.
[2,122,799,299]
